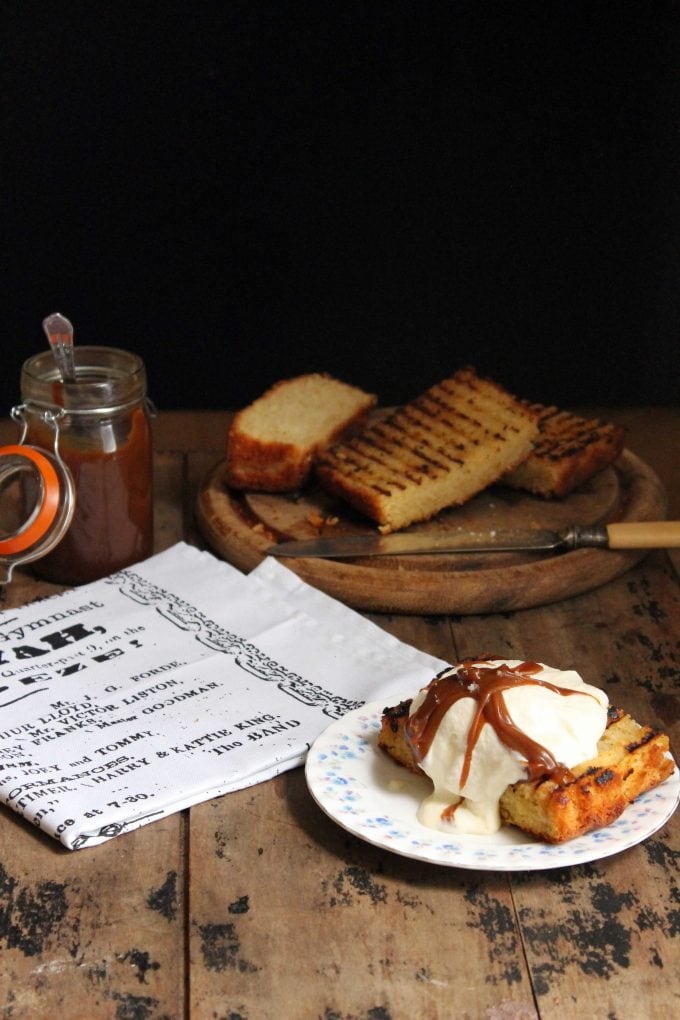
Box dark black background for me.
[3,1,679,416]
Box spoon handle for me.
[43,312,76,382]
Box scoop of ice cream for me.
[408,659,608,835]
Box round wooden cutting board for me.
[195,450,667,614]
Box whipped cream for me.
[407,659,608,835]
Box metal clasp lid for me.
[0,406,76,585]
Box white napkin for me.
[0,543,444,849]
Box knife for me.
[268,521,680,559]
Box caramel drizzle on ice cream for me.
[406,660,586,788]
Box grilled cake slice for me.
[315,367,539,532]
[225,373,377,492]
[378,700,674,843]
[502,403,626,498]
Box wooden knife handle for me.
[606,521,680,548]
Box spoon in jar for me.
[43,312,76,382]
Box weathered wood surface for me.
[0,408,678,1019]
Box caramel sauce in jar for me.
[19,346,153,585]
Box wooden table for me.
[0,407,678,1019]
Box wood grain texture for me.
[0,409,678,1020]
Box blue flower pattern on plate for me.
[305,701,679,871]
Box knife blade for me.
[268,521,680,559]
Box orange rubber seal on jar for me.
[0,445,62,556]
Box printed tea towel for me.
[0,543,444,849]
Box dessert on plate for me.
[378,658,674,842]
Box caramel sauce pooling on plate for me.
[405,660,586,788]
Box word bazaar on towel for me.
[0,543,443,849]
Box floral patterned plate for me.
[305,701,679,871]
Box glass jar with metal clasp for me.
[0,345,155,587]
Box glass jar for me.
[16,346,154,585]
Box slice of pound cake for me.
[502,403,626,498]
[225,373,377,492]
[315,367,539,532]
[498,709,673,842]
